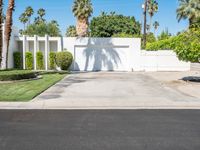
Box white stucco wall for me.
[140,50,190,71]
[3,33,191,71]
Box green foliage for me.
[146,32,156,43]
[146,28,200,62]
[13,52,22,69]
[177,0,200,25]
[23,21,61,37]
[0,70,37,81]
[56,51,73,70]
[112,33,138,38]
[49,52,57,70]
[158,29,171,41]
[66,25,77,37]
[146,38,175,51]
[25,52,33,70]
[36,51,44,70]
[90,12,141,37]
[173,28,200,62]
[72,0,93,19]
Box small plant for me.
[13,52,22,69]
[56,51,73,70]
[36,51,44,70]
[49,52,56,70]
[25,52,33,70]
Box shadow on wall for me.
[73,38,121,71]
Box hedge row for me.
[0,70,38,81]
[13,51,73,70]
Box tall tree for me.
[19,13,28,30]
[72,0,93,37]
[4,0,15,68]
[153,21,159,35]
[177,0,200,26]
[147,0,158,31]
[0,0,3,66]
[25,6,34,25]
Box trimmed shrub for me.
[13,52,22,69]
[56,51,73,70]
[49,52,56,70]
[25,52,33,70]
[146,38,174,51]
[36,51,44,70]
[0,70,38,81]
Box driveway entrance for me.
[33,72,200,109]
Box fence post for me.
[22,35,26,69]
[45,35,49,70]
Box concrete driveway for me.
[31,72,200,109]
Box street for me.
[0,110,200,150]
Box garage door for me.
[73,45,130,71]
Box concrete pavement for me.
[0,72,200,109]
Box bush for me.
[25,52,33,70]
[49,52,56,70]
[0,70,38,81]
[36,51,44,70]
[56,51,73,70]
[173,28,200,62]
[13,52,22,69]
[146,38,174,51]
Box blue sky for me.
[4,0,188,36]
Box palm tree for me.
[72,0,93,37]
[153,21,159,35]
[0,0,3,67]
[25,6,34,25]
[37,8,45,22]
[147,0,158,32]
[4,0,15,69]
[146,24,150,32]
[19,13,28,30]
[177,0,200,26]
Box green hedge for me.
[36,51,44,70]
[25,52,33,70]
[13,52,22,69]
[56,51,73,70]
[0,70,38,81]
[49,52,56,70]
[146,38,175,51]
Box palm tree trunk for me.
[76,18,88,37]
[0,0,3,67]
[4,0,15,69]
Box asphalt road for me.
[0,110,200,150]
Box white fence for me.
[1,26,190,71]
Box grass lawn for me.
[0,74,66,102]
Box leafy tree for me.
[66,25,77,37]
[72,0,93,37]
[0,0,3,66]
[19,13,28,30]
[4,0,15,69]
[23,21,61,37]
[153,21,159,34]
[147,0,158,31]
[158,29,171,41]
[177,0,200,26]
[90,12,141,37]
